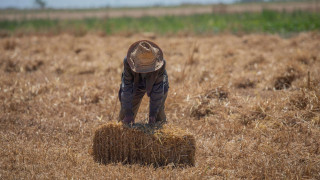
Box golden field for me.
[0,33,319,179]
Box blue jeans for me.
[118,87,168,123]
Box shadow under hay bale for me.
[92,122,196,167]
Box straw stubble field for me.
[0,33,320,179]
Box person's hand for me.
[148,116,156,125]
[122,116,134,125]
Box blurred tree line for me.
[35,0,46,9]
[240,0,264,2]
[240,0,317,2]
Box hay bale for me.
[92,122,196,167]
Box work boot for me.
[148,116,156,126]
[157,119,167,126]
[122,116,134,126]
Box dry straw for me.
[92,122,196,167]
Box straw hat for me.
[127,40,164,73]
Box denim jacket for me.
[119,57,169,117]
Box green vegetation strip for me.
[1,10,319,35]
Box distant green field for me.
[1,10,319,36]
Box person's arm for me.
[120,58,134,117]
[149,62,169,117]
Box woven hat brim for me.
[127,40,164,73]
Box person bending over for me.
[118,40,169,126]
